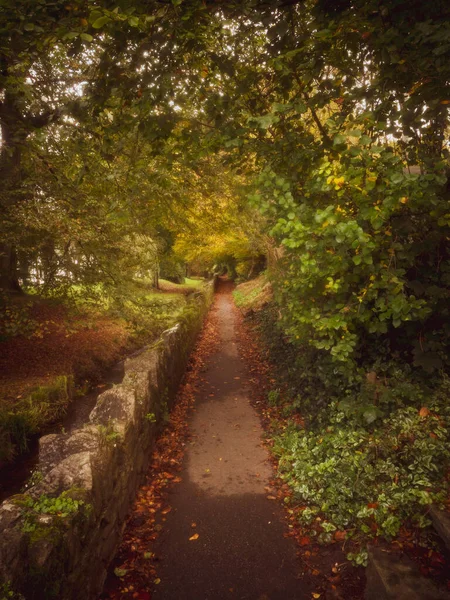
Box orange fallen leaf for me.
[191,522,197,528]
[312,593,321,598]
[299,536,311,546]
[189,533,199,541]
[419,406,430,418]
[266,495,277,500]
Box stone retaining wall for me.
[0,282,215,600]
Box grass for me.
[0,376,74,463]
[158,277,205,293]
[0,278,205,465]
[184,277,204,288]
[233,273,271,312]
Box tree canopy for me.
[1,0,449,374]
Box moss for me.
[13,487,92,542]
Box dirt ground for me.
[0,299,130,404]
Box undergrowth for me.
[0,281,201,465]
[0,376,74,463]
[253,303,450,566]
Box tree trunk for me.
[0,90,27,292]
[0,243,21,292]
[17,250,31,288]
[153,257,160,289]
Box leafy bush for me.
[0,376,73,462]
[272,381,450,558]
[253,303,450,564]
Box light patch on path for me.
[152,283,310,600]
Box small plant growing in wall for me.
[145,412,157,423]
[97,421,122,446]
[14,489,91,534]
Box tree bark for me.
[0,243,21,292]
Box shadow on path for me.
[151,278,311,599]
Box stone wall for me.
[0,282,215,600]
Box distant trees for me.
[2,0,449,379]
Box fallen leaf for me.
[266,495,277,500]
[154,578,161,585]
[189,533,199,541]
[191,522,197,528]
[419,406,430,418]
[312,594,321,599]
[299,536,311,546]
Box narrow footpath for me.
[104,280,312,600]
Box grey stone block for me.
[0,282,214,599]
[430,505,450,551]
[366,546,450,600]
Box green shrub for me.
[273,381,450,561]
[0,376,73,462]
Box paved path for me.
[152,281,308,600]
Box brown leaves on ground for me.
[101,298,220,599]
[232,301,366,600]
[0,298,130,404]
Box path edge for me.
[0,280,216,600]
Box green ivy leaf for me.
[92,16,111,29]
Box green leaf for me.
[88,10,103,23]
[249,114,279,129]
[333,134,346,146]
[390,172,403,185]
[363,405,379,424]
[80,33,93,42]
[92,16,111,29]
[114,568,127,578]
[359,135,371,146]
